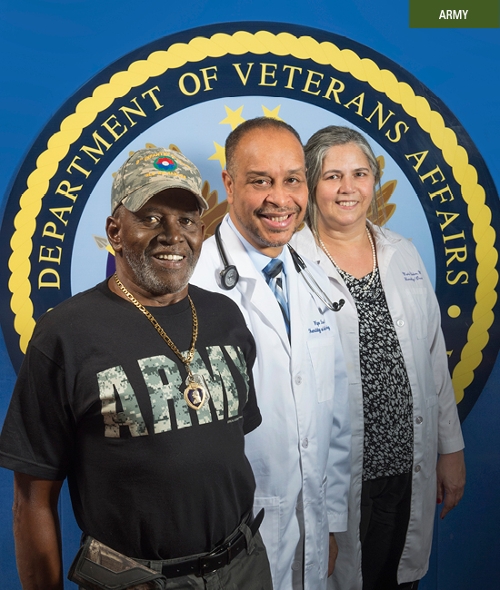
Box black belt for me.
[156,509,264,578]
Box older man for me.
[192,118,351,590]
[0,147,271,590]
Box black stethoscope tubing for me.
[214,222,345,312]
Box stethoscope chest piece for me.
[216,222,239,290]
[220,265,239,290]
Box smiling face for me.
[315,142,376,236]
[106,189,205,305]
[223,127,308,257]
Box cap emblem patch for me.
[153,156,177,172]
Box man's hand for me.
[436,450,466,519]
[13,473,64,590]
[328,533,338,576]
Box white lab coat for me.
[191,215,351,590]
[291,224,464,588]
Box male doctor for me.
[191,117,351,590]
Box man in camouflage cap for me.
[0,146,272,589]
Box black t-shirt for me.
[0,281,260,560]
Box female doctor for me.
[291,126,465,590]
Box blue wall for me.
[1,1,499,587]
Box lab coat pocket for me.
[405,287,428,340]
[253,496,280,583]
[307,337,336,402]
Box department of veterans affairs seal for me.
[1,22,499,421]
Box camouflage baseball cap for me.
[111,147,209,213]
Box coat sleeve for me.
[326,314,352,533]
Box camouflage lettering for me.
[191,346,246,420]
[224,346,250,405]
[138,355,192,432]
[97,366,148,438]
[97,346,249,437]
[211,346,239,418]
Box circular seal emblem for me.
[1,22,499,421]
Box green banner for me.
[409,0,499,28]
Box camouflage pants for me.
[145,528,272,590]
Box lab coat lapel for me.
[283,245,306,359]
[292,225,353,307]
[220,219,291,352]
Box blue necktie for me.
[263,258,290,337]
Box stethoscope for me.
[215,222,345,312]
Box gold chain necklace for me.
[113,273,207,411]
[318,226,377,290]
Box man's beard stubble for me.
[121,245,197,298]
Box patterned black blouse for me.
[338,266,414,481]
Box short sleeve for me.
[0,344,75,480]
